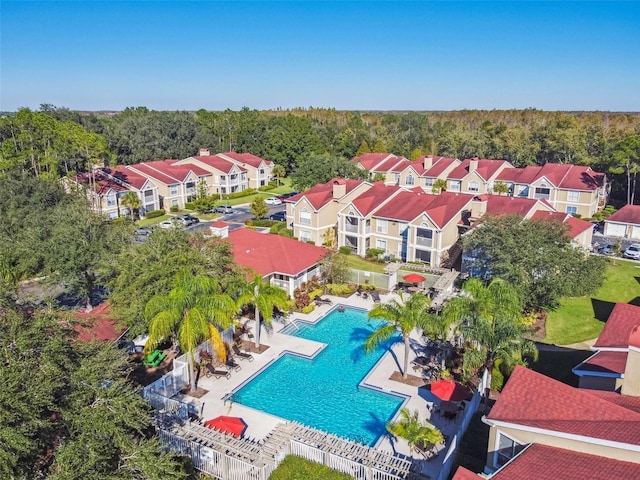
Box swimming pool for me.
[233,306,405,446]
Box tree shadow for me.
[590,298,617,322]
[363,412,395,448]
[628,296,640,307]
[634,276,640,286]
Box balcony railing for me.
[345,224,358,233]
[415,237,433,247]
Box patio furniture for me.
[370,290,381,303]
[314,296,333,305]
[142,349,167,367]
[224,357,242,372]
[232,344,254,362]
[204,363,231,379]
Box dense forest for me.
[1,105,640,202]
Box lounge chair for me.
[314,296,332,306]
[232,344,254,362]
[204,363,231,379]
[225,357,242,372]
[370,290,381,303]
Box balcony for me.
[345,224,358,233]
[415,236,433,248]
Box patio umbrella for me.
[204,415,248,438]
[429,379,472,402]
[403,273,426,283]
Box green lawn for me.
[136,214,171,227]
[270,456,353,480]
[345,255,387,274]
[544,259,640,346]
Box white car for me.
[264,197,283,206]
[623,244,640,260]
[158,220,178,229]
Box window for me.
[495,433,525,468]
[299,208,311,225]
[345,216,358,232]
[376,239,387,251]
[534,185,551,200]
[377,219,388,234]
[394,173,400,183]
[170,185,178,195]
[144,190,154,200]
[567,190,579,202]
[566,205,578,216]
[220,175,226,182]
[405,175,415,186]
[299,229,311,242]
[416,228,433,247]
[259,168,265,175]
[468,181,479,193]
[106,194,116,207]
[171,199,178,207]
[415,249,431,264]
[424,178,434,187]
[450,180,461,192]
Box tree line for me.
[2,105,639,203]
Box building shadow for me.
[628,296,640,307]
[590,298,617,322]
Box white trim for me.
[486,419,640,453]
[591,347,629,352]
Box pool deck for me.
[176,292,463,479]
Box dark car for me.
[214,205,234,214]
[277,191,299,201]
[176,214,200,226]
[269,211,287,221]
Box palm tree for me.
[145,270,236,392]
[272,164,286,186]
[365,293,447,379]
[432,178,447,194]
[120,191,141,220]
[236,275,289,349]
[442,278,538,393]
[386,408,443,458]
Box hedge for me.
[145,209,165,219]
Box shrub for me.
[270,455,353,480]
[228,188,257,199]
[169,205,179,212]
[325,283,353,295]
[339,246,352,255]
[278,229,294,238]
[145,209,165,219]
[491,360,505,391]
[184,201,195,210]
[301,304,315,314]
[269,223,283,234]
[246,219,254,227]
[252,219,279,227]
[366,248,384,259]
[309,288,324,301]
[306,240,316,245]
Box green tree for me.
[145,270,236,392]
[290,153,366,190]
[386,408,443,458]
[120,191,141,219]
[610,135,640,205]
[365,293,447,379]
[492,181,509,196]
[320,252,349,283]
[0,307,188,480]
[432,178,447,194]
[443,278,538,391]
[355,140,371,156]
[462,215,607,311]
[272,163,286,185]
[251,197,269,219]
[236,275,289,349]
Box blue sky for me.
[1,1,639,111]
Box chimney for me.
[469,158,479,172]
[423,155,433,170]
[622,325,640,397]
[470,195,487,218]
[199,148,210,156]
[332,179,346,199]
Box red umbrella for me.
[430,380,472,402]
[204,416,247,438]
[403,273,426,283]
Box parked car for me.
[158,220,178,229]
[597,244,616,256]
[176,214,200,226]
[133,228,151,243]
[623,244,640,260]
[269,211,287,221]
[213,205,234,214]
[277,191,299,201]
[265,197,283,206]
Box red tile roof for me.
[129,162,181,185]
[606,204,640,226]
[74,303,128,342]
[288,178,366,210]
[377,157,409,173]
[151,159,210,179]
[374,191,473,228]
[574,350,628,375]
[351,183,401,216]
[497,164,604,191]
[191,155,244,174]
[451,466,481,480]
[103,166,150,190]
[448,158,510,181]
[353,153,397,170]
[593,303,640,349]
[481,195,547,218]
[492,443,640,480]
[530,211,593,238]
[229,228,327,276]
[74,172,128,195]
[584,389,640,414]
[423,156,459,177]
[219,152,273,168]
[487,366,640,446]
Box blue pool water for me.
[233,307,405,445]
